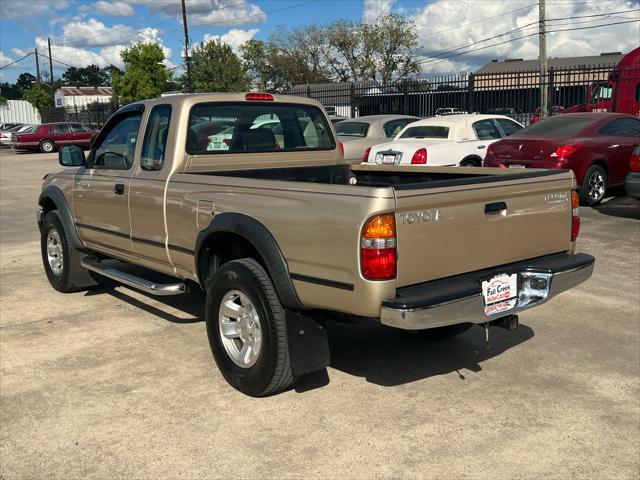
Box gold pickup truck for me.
[37,93,594,396]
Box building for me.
[0,100,41,124]
[53,86,113,110]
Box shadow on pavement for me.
[325,319,534,387]
[593,192,640,220]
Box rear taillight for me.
[411,148,427,164]
[363,147,371,162]
[571,191,580,242]
[552,144,581,158]
[245,92,274,101]
[486,144,495,157]
[339,141,344,157]
[630,147,640,172]
[361,214,396,280]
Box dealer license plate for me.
[382,154,396,164]
[508,164,525,168]
[482,273,518,316]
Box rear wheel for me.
[417,323,473,340]
[460,157,481,167]
[205,258,295,397]
[580,165,607,206]
[40,140,55,153]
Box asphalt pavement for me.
[1,150,638,479]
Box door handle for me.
[477,145,486,149]
[114,183,125,195]
[485,201,507,216]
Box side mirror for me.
[59,145,86,167]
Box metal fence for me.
[41,101,120,128]
[285,63,640,125]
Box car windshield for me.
[399,125,450,139]
[518,117,594,137]
[335,122,369,137]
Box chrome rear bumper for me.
[380,253,594,330]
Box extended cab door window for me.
[91,114,142,170]
[141,105,172,171]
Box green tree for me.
[364,13,420,85]
[326,20,375,82]
[62,64,104,85]
[15,73,36,93]
[112,42,171,103]
[190,39,249,92]
[23,84,54,112]
[241,39,273,91]
[0,94,7,106]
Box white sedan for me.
[363,114,523,167]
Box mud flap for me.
[286,310,330,377]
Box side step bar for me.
[81,258,186,296]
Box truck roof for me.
[130,92,325,110]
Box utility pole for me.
[180,0,192,93]
[47,38,54,87]
[34,48,41,84]
[539,0,548,119]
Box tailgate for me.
[394,170,575,287]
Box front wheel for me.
[205,258,296,397]
[580,165,607,206]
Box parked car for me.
[530,105,565,124]
[207,118,283,151]
[328,115,348,125]
[0,122,23,131]
[335,115,420,163]
[364,114,524,167]
[483,113,640,205]
[0,124,38,147]
[38,92,593,396]
[13,122,98,153]
[487,107,529,125]
[625,145,640,200]
[435,107,467,116]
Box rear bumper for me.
[380,253,594,330]
[625,172,640,199]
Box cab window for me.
[187,103,335,154]
[141,105,172,171]
[91,114,142,170]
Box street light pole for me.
[539,0,548,119]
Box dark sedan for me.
[13,122,98,153]
[484,113,640,205]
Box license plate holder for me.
[482,273,518,316]
[508,164,526,168]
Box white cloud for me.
[124,0,266,26]
[60,18,140,47]
[202,28,259,54]
[0,51,14,67]
[94,1,135,17]
[0,0,69,19]
[363,0,396,23]
[411,0,640,75]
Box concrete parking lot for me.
[1,150,638,479]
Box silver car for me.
[0,124,38,147]
[335,115,420,163]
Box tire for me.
[417,323,473,340]
[205,258,295,397]
[460,158,481,167]
[41,211,98,293]
[580,165,608,206]
[40,140,55,153]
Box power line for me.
[0,52,34,70]
[420,18,639,67]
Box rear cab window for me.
[187,103,335,154]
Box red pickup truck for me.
[13,122,98,153]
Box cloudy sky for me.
[0,0,638,82]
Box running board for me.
[81,258,186,296]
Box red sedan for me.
[483,113,640,205]
[13,122,98,153]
